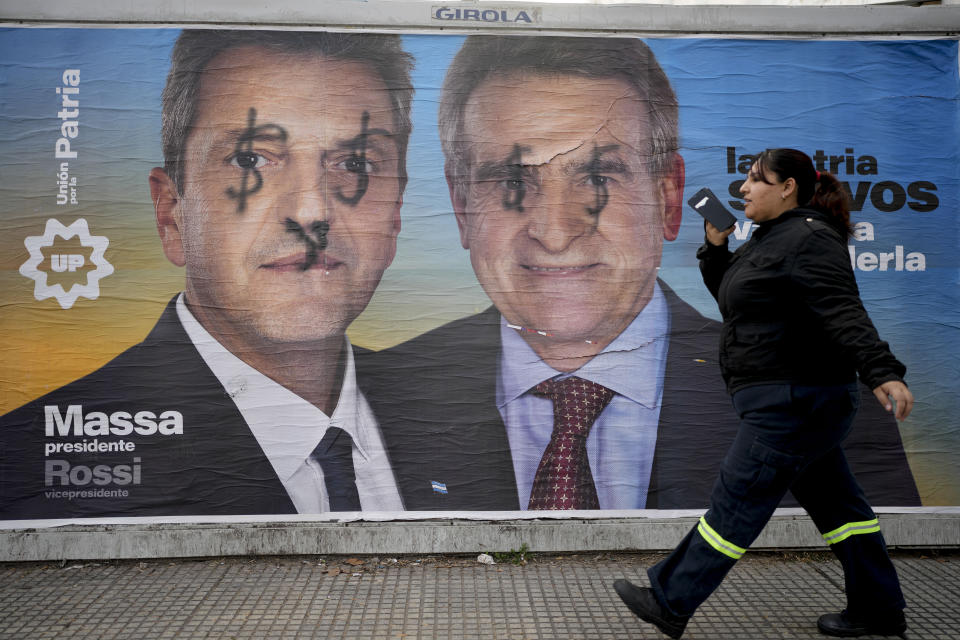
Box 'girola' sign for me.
[432,6,539,24]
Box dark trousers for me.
[648,382,905,617]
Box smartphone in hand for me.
[687,187,737,231]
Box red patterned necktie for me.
[528,376,614,510]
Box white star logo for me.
[19,218,114,309]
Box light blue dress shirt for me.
[496,282,670,510]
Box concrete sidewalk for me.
[1,550,957,639]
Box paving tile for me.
[0,551,957,639]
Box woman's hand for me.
[705,220,735,246]
[872,381,914,421]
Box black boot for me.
[613,579,690,639]
[817,609,907,638]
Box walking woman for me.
[614,148,913,638]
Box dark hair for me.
[754,148,852,236]
[439,36,678,201]
[162,29,414,195]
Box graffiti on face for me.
[225,108,289,214]
[332,111,389,207]
[284,219,330,271]
[502,143,531,213]
[585,144,617,216]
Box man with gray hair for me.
[0,29,414,519]
[372,35,918,512]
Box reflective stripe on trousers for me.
[823,518,881,545]
[697,516,747,560]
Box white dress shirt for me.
[497,283,670,510]
[176,294,403,513]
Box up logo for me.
[19,218,114,309]
[51,254,86,272]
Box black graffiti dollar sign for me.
[225,108,262,213]
[334,111,389,207]
[503,144,530,213]
[585,144,617,216]
[226,108,288,214]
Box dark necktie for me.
[310,426,361,511]
[528,376,614,510]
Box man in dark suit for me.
[0,30,414,520]
[369,35,919,511]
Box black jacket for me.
[697,208,906,394]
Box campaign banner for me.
[0,28,957,523]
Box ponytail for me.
[809,171,853,237]
[754,148,853,237]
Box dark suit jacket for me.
[364,281,920,510]
[0,298,383,520]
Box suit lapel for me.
[439,307,519,509]
[141,299,297,515]
[648,282,735,509]
[367,307,520,511]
